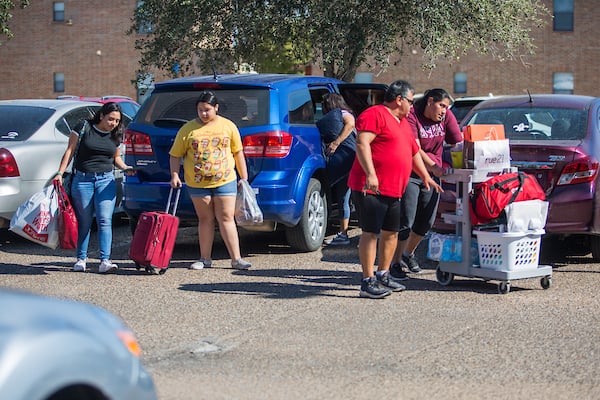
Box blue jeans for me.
[332,181,351,220]
[71,171,116,261]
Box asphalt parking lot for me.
[1,222,599,400]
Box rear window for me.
[451,100,483,123]
[465,107,587,140]
[135,89,270,129]
[0,106,54,141]
[117,101,140,119]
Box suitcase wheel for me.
[144,266,166,275]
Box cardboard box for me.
[464,124,505,141]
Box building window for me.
[136,73,154,104]
[454,72,467,94]
[553,0,573,31]
[354,72,373,83]
[136,1,153,34]
[54,73,65,93]
[53,2,65,22]
[553,72,574,94]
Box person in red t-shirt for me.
[348,80,442,299]
[391,88,462,278]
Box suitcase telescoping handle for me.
[165,187,181,215]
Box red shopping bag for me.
[53,179,78,249]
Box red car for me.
[58,95,140,119]
[435,94,600,259]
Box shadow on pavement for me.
[179,280,357,299]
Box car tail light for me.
[117,330,142,357]
[123,129,154,155]
[0,148,20,177]
[243,131,292,158]
[557,157,599,185]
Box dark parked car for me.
[436,94,600,259]
[122,74,385,251]
[449,95,496,125]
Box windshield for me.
[0,106,54,141]
[465,107,587,140]
[135,89,270,128]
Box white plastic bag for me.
[504,199,549,232]
[9,185,60,249]
[235,179,263,226]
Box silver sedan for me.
[0,99,129,228]
[0,288,157,400]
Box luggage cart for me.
[436,168,552,294]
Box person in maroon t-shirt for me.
[391,88,462,278]
[348,80,442,299]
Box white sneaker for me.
[99,259,118,274]
[73,259,86,272]
[190,259,212,270]
[231,258,252,270]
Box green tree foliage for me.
[0,0,28,43]
[131,0,549,81]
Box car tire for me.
[589,235,600,260]
[285,178,327,252]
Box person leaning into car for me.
[168,91,253,270]
[348,80,442,299]
[56,102,134,274]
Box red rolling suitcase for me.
[129,188,181,274]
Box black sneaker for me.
[376,271,406,292]
[402,253,422,273]
[389,262,410,281]
[359,277,392,299]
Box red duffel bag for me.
[53,179,78,249]
[470,172,546,225]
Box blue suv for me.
[123,74,385,251]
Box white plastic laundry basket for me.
[474,229,544,270]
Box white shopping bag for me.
[9,185,60,249]
[464,139,511,170]
[504,199,549,232]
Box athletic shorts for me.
[187,180,238,198]
[351,190,402,234]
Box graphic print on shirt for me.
[192,134,234,184]
[418,123,445,140]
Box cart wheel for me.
[540,276,552,290]
[498,281,510,294]
[436,267,454,286]
[158,268,167,275]
[134,262,141,271]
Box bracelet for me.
[56,171,63,176]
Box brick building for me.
[0,0,149,101]
[0,0,597,102]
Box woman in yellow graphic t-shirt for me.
[169,91,252,270]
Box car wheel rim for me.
[307,190,325,240]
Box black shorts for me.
[351,190,402,234]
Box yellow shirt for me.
[169,116,243,188]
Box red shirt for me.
[348,105,419,198]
